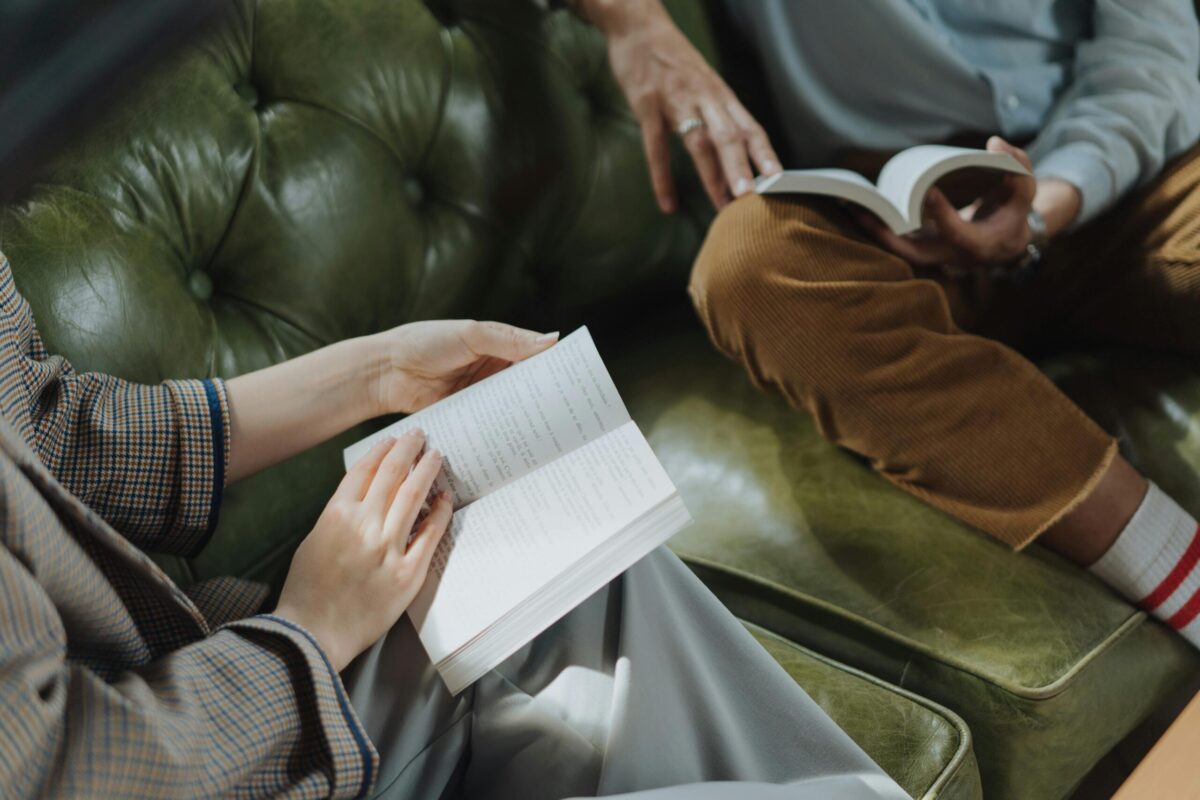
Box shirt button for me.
[1005,94,1020,111]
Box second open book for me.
[343,328,691,695]
[756,145,1030,234]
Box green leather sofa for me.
[1,1,1195,798]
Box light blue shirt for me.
[726,0,1200,224]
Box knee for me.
[688,195,851,331]
[689,196,765,320]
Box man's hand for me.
[857,137,1039,267]
[274,431,451,671]
[365,320,558,417]
[582,0,781,212]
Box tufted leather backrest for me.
[0,0,718,585]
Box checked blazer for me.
[0,254,378,798]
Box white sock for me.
[1090,482,1200,648]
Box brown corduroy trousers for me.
[689,145,1200,548]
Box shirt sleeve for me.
[0,542,376,799]
[0,254,228,557]
[1029,0,1200,225]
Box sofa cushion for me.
[606,318,1200,800]
[0,0,716,588]
[4,0,1191,796]
[746,623,982,800]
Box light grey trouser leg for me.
[342,548,910,800]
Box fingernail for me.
[537,331,560,344]
[406,427,425,440]
[762,160,779,174]
[734,177,751,196]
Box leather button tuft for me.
[584,86,607,115]
[234,82,260,108]
[423,0,457,28]
[404,177,426,206]
[187,271,214,301]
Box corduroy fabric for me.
[690,144,1200,548]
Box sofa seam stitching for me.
[685,554,1150,700]
[743,622,973,799]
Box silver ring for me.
[676,117,705,137]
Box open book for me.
[343,328,691,694]
[755,145,1030,234]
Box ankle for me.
[1042,455,1147,566]
[1089,482,1200,648]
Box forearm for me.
[1028,0,1200,225]
[30,628,368,798]
[574,0,667,34]
[226,337,380,482]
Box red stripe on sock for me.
[1167,585,1200,631]
[1138,523,1200,613]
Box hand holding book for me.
[757,138,1031,235]
[343,328,692,694]
[853,137,1040,268]
[757,136,1064,269]
[274,431,452,672]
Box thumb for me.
[462,321,559,362]
[987,135,1033,173]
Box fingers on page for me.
[466,321,557,362]
[364,429,426,511]
[385,449,443,546]
[342,436,399,500]
[408,491,453,568]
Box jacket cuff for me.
[164,377,229,557]
[228,615,378,799]
[1033,142,1120,228]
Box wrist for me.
[307,335,385,426]
[272,605,353,672]
[1008,207,1048,273]
[348,333,390,421]
[577,0,667,36]
[1033,178,1082,239]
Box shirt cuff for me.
[228,614,379,799]
[1033,142,1120,228]
[163,377,230,558]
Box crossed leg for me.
[687,144,1200,643]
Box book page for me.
[342,327,630,507]
[876,145,971,215]
[876,146,1028,232]
[407,420,677,664]
[756,169,906,233]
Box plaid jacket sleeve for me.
[0,255,227,557]
[0,539,377,799]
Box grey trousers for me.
[342,548,910,800]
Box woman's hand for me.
[365,320,558,416]
[857,137,1039,267]
[225,319,553,483]
[582,0,781,212]
[274,431,452,671]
